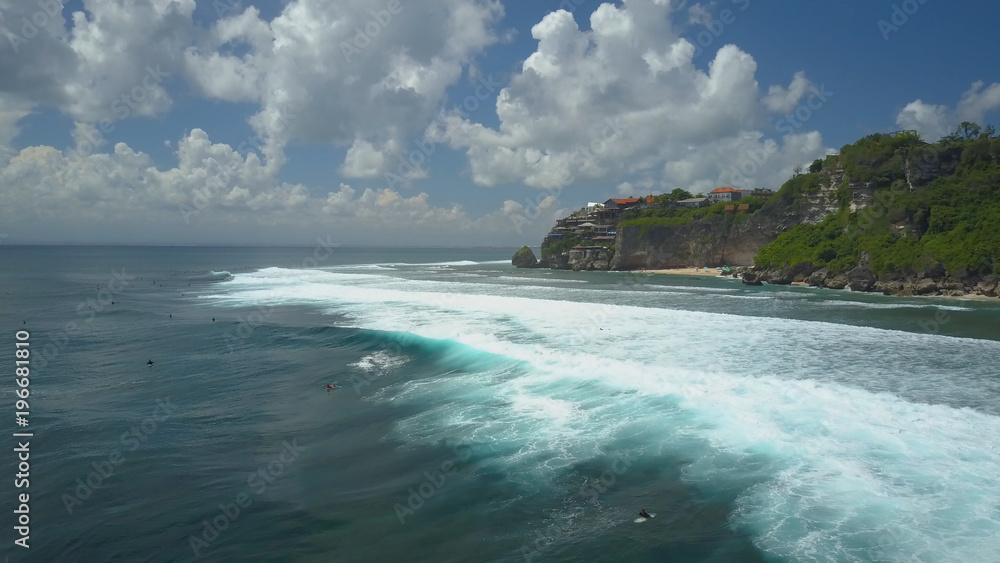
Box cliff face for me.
[609,165,847,270]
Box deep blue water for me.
[1,246,999,562]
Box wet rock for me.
[976,280,998,297]
[808,268,832,287]
[876,281,905,295]
[824,274,849,290]
[846,266,877,292]
[512,246,540,268]
[912,279,939,295]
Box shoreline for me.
[638,268,731,277]
[627,269,998,303]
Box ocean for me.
[1,245,998,562]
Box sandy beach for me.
[640,268,731,276]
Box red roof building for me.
[707,187,743,203]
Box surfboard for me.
[634,513,656,523]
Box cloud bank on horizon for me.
[0,0,998,245]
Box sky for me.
[1,0,998,247]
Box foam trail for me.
[206,267,1000,560]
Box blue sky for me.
[1,0,998,246]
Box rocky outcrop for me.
[608,166,846,271]
[766,262,818,284]
[511,246,540,268]
[905,146,963,190]
[767,262,1000,298]
[741,271,764,286]
[846,266,877,292]
[567,247,614,271]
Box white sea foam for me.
[209,266,1000,561]
[812,299,973,311]
[349,350,410,373]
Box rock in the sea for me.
[741,271,764,286]
[511,246,539,268]
[846,266,876,292]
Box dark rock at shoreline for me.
[512,246,540,268]
[846,266,876,292]
[875,280,905,295]
[742,271,764,286]
[912,279,939,295]
[976,278,998,297]
[766,262,818,284]
[825,273,849,290]
[808,268,832,287]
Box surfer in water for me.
[147,360,154,366]
[325,384,336,392]
[638,509,651,519]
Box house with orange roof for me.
[602,197,642,209]
[707,187,742,203]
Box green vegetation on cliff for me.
[541,235,585,258]
[617,197,768,236]
[755,124,1000,275]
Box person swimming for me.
[638,509,651,519]
[325,384,336,392]
[147,360,154,366]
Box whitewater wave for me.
[188,270,233,281]
[812,300,973,311]
[206,266,1000,561]
[349,349,410,374]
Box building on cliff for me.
[707,187,742,203]
[673,197,709,209]
[602,197,642,209]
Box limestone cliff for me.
[609,165,847,270]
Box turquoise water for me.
[1,246,999,562]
